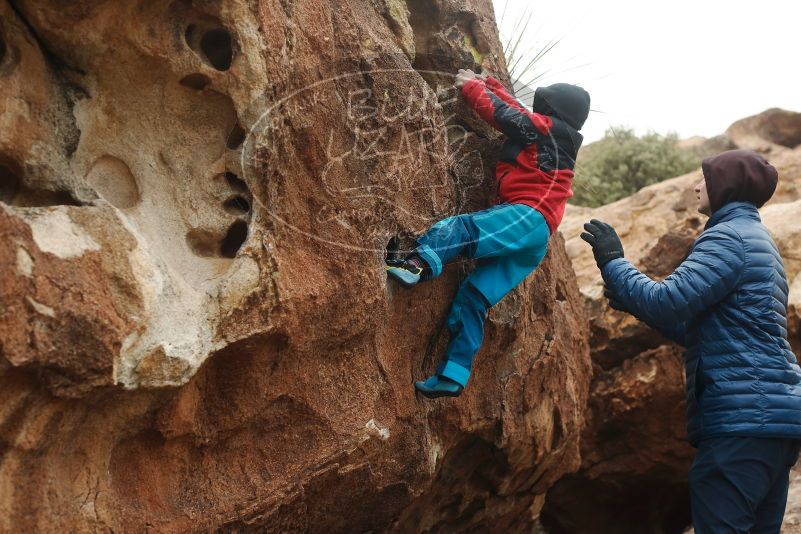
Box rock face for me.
[762,199,801,359]
[542,109,801,533]
[0,0,591,531]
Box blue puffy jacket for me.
[602,201,801,446]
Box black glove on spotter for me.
[580,219,624,269]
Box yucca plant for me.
[497,1,562,103]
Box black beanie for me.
[701,150,778,213]
[532,83,591,130]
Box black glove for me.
[580,219,624,269]
[604,285,628,312]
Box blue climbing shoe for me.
[414,375,464,399]
[386,258,423,288]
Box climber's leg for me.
[439,281,491,383]
[415,280,489,398]
[413,373,465,398]
[385,257,427,288]
[388,203,550,289]
[414,206,550,395]
[412,213,481,278]
[470,204,549,260]
[430,251,545,389]
[387,211,480,288]
[395,203,547,287]
[467,205,550,307]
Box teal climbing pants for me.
[415,203,550,386]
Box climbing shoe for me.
[414,375,463,399]
[385,258,424,288]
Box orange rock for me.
[0,0,591,531]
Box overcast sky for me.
[492,0,801,143]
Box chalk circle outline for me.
[240,68,560,256]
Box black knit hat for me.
[701,150,778,213]
[532,83,591,130]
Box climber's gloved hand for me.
[455,68,478,89]
[604,285,628,313]
[580,219,624,269]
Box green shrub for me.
[571,127,699,207]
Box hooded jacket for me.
[532,83,591,131]
[600,153,801,445]
[461,77,590,234]
[703,149,778,213]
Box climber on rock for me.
[385,68,590,399]
[581,149,801,533]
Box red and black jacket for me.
[461,76,585,235]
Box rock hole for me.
[21,190,82,207]
[220,220,248,258]
[201,28,232,71]
[85,156,140,209]
[0,34,6,66]
[224,171,249,193]
[184,20,235,72]
[555,282,568,303]
[0,162,21,204]
[179,73,211,90]
[186,228,220,258]
[386,236,401,262]
[551,406,563,450]
[186,172,251,259]
[0,160,71,207]
[223,196,250,215]
[184,24,196,45]
[226,122,246,149]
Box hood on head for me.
[701,149,778,213]
[532,83,591,130]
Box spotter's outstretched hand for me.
[580,219,624,269]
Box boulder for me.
[0,0,591,531]
[762,199,801,357]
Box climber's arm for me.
[460,77,552,143]
[483,75,526,111]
